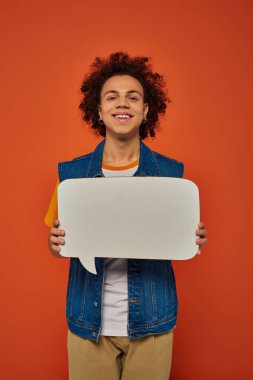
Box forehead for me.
[101,75,144,96]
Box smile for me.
[112,114,133,119]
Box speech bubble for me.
[57,177,200,274]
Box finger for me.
[50,227,65,237]
[198,222,205,228]
[53,219,65,232]
[195,229,207,237]
[49,236,65,245]
[195,237,207,245]
[51,243,62,252]
[196,248,201,255]
[50,246,65,258]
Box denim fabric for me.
[58,139,184,342]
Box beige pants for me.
[67,329,173,380]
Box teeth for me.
[115,115,130,119]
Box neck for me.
[103,134,140,165]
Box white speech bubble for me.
[57,177,200,274]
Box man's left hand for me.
[195,222,207,255]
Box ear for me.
[98,105,102,118]
[144,103,149,118]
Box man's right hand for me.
[48,219,66,258]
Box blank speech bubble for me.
[57,177,200,274]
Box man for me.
[45,52,207,380]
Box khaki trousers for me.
[67,329,173,380]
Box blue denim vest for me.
[58,139,184,342]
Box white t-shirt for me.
[100,163,138,336]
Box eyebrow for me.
[103,90,143,97]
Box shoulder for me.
[58,151,93,181]
[152,150,184,178]
[153,150,183,165]
[58,152,93,167]
[60,151,93,163]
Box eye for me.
[106,95,116,100]
[129,96,139,101]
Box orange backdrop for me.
[1,1,252,379]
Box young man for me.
[45,52,207,380]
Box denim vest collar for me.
[87,139,160,178]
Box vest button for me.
[94,301,98,307]
[92,331,96,336]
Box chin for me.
[105,125,138,137]
[112,128,139,139]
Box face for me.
[98,75,148,139]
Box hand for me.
[195,221,207,255]
[48,219,66,258]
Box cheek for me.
[101,104,113,115]
[134,107,145,117]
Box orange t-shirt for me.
[44,160,139,227]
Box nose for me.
[116,96,130,108]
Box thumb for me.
[54,219,60,227]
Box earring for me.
[142,117,147,124]
[98,118,104,125]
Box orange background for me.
[1,1,252,379]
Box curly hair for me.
[79,51,170,140]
